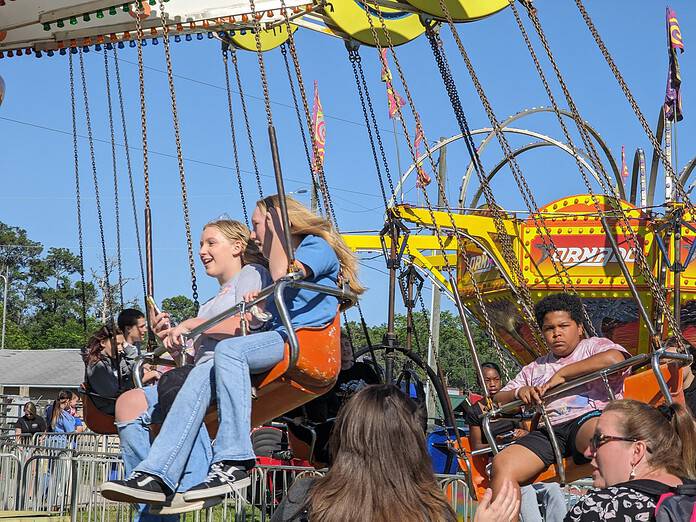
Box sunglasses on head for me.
[589,432,640,453]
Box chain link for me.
[158,0,199,311]
[103,47,124,309]
[229,47,264,198]
[78,48,114,325]
[222,47,249,225]
[112,46,147,304]
[280,42,324,215]
[69,52,88,333]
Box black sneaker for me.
[100,471,170,504]
[182,462,251,501]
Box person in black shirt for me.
[15,401,47,437]
[465,362,524,450]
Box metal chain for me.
[78,48,114,325]
[249,0,273,127]
[103,47,125,309]
[222,47,249,225]
[347,47,389,208]
[518,0,682,344]
[278,0,337,227]
[426,17,597,337]
[158,0,199,311]
[353,48,397,200]
[229,47,264,198]
[363,5,524,368]
[69,52,88,333]
[134,7,151,213]
[574,0,694,213]
[112,46,147,304]
[279,42,324,215]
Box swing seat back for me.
[203,313,342,438]
[623,362,684,405]
[79,385,117,435]
[458,362,686,501]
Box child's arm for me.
[265,206,309,281]
[540,349,627,395]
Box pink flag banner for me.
[311,80,326,173]
[414,125,431,188]
[380,49,406,119]
[621,145,630,185]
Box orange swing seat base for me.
[79,385,118,435]
[456,362,685,501]
[203,313,342,438]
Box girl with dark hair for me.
[271,384,459,522]
[84,325,158,416]
[565,399,696,521]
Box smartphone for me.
[146,295,162,316]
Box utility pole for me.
[1,265,8,350]
[426,140,447,424]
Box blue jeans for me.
[116,384,213,521]
[519,482,567,522]
[134,331,286,491]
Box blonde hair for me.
[604,399,696,479]
[257,195,365,296]
[204,219,267,268]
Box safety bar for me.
[482,348,692,483]
[133,274,357,388]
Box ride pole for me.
[383,215,399,383]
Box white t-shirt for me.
[193,263,272,364]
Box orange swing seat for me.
[455,362,685,501]
[203,313,342,437]
[79,384,118,435]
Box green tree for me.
[161,295,197,324]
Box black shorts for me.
[513,410,601,467]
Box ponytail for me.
[669,403,696,479]
[49,390,71,430]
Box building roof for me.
[0,349,84,388]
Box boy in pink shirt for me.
[490,293,630,509]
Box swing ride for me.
[3,0,696,508]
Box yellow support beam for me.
[341,233,457,294]
[391,204,521,278]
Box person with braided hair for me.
[565,399,696,521]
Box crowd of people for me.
[21,194,693,521]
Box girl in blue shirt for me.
[101,195,364,506]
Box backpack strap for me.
[616,479,675,499]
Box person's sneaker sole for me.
[149,493,223,515]
[182,476,251,502]
[100,481,167,504]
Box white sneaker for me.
[148,492,223,515]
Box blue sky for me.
[0,0,694,324]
